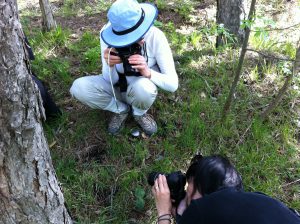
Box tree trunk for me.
[39,0,57,31]
[216,0,247,47]
[261,40,300,119]
[0,1,71,223]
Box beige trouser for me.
[70,75,158,116]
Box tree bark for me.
[222,0,256,118]
[261,40,300,119]
[0,1,71,223]
[216,0,247,47]
[39,0,57,31]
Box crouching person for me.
[70,0,178,136]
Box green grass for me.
[19,0,300,223]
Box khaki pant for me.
[70,75,157,116]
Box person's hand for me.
[104,48,122,67]
[128,54,151,78]
[152,174,172,216]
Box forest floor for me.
[19,0,300,223]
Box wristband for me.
[157,218,171,223]
[157,214,172,223]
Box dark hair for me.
[186,155,243,195]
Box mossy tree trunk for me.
[39,0,57,31]
[216,0,247,47]
[0,1,71,223]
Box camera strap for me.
[117,71,141,92]
[117,72,127,92]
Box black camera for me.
[148,171,186,206]
[115,43,142,76]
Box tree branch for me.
[282,178,300,188]
[246,48,295,62]
[253,22,300,32]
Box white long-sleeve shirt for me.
[99,26,178,92]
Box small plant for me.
[278,61,293,76]
[156,0,168,10]
[281,42,297,58]
[134,186,146,211]
[190,31,203,50]
[174,0,194,19]
[215,23,238,47]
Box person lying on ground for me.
[152,154,300,224]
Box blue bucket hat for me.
[101,0,158,48]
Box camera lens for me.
[147,172,162,186]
